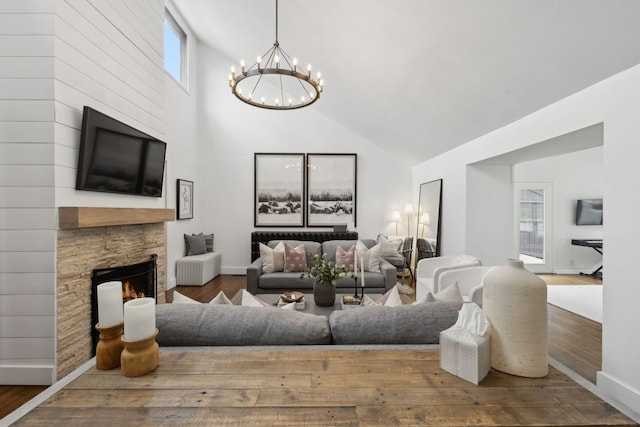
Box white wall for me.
[0,0,166,385]
[0,1,57,385]
[514,146,604,274]
[412,65,640,416]
[163,2,200,290]
[195,44,414,274]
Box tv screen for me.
[575,199,603,225]
[76,107,166,197]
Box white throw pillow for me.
[172,291,200,304]
[435,282,463,302]
[355,241,382,272]
[240,290,268,307]
[259,241,285,273]
[209,291,232,305]
[377,234,403,257]
[376,285,403,307]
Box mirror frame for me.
[416,179,443,258]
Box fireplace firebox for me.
[90,255,157,354]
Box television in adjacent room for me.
[76,106,167,197]
[575,198,603,225]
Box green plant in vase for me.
[301,254,356,307]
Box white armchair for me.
[437,266,498,307]
[415,255,481,301]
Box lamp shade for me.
[420,213,431,225]
[392,211,401,222]
[404,203,414,215]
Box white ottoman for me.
[176,252,221,286]
[440,326,490,385]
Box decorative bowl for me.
[280,291,304,303]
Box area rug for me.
[546,284,602,323]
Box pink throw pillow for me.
[335,245,355,270]
[283,243,308,272]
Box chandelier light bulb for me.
[257,55,262,69]
[301,96,305,103]
[307,64,312,78]
[248,93,253,100]
[275,98,279,106]
[293,58,298,71]
[230,66,236,79]
[288,98,292,106]
[261,97,265,105]
[240,59,245,73]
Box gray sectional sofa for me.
[155,300,462,346]
[246,239,397,294]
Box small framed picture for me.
[177,179,193,220]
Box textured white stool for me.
[440,326,490,385]
[176,252,221,286]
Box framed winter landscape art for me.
[306,153,357,227]
[254,153,305,227]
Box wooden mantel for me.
[59,207,175,229]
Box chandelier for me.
[228,0,323,110]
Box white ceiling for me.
[172,0,640,165]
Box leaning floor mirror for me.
[416,179,443,261]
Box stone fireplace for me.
[56,207,173,379]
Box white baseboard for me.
[0,365,55,385]
[221,266,247,275]
[597,371,640,423]
[553,269,592,275]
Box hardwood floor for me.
[2,274,613,425]
[11,349,636,426]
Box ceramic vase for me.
[482,259,548,377]
[313,281,336,307]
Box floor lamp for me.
[404,203,413,236]
[392,211,401,236]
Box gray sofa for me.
[156,300,462,346]
[246,239,397,294]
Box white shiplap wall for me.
[0,0,165,385]
[0,1,58,385]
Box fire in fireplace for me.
[90,255,157,354]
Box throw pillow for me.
[335,245,356,270]
[184,233,207,255]
[376,285,404,307]
[377,234,403,257]
[259,241,285,273]
[284,243,308,273]
[435,282,463,302]
[203,233,214,252]
[209,291,232,305]
[172,291,200,304]
[240,290,267,307]
[355,241,382,272]
[413,291,436,305]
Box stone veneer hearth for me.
[56,209,171,379]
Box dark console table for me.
[251,231,358,262]
[571,239,603,277]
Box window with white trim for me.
[164,9,187,87]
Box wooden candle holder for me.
[95,323,125,370]
[120,329,159,377]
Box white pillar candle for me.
[361,257,365,287]
[123,298,155,341]
[354,249,358,272]
[97,281,123,328]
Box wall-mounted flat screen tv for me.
[76,106,167,197]
[575,199,603,225]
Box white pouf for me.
[482,259,548,377]
[440,326,490,385]
[176,252,221,286]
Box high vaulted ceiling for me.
[172,0,640,165]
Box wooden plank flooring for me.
[11,348,636,426]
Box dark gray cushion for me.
[329,301,462,345]
[184,233,207,255]
[156,303,331,346]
